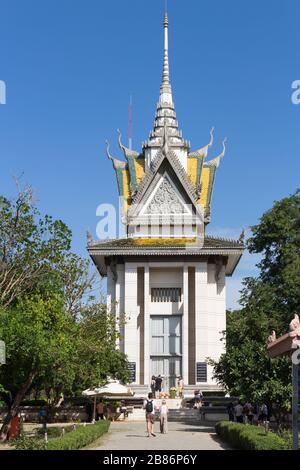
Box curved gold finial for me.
[189,127,215,159]
[105,140,126,170]
[206,138,227,168]
[239,229,245,244]
[208,126,215,148]
[105,140,114,161]
[117,128,139,158]
[117,128,125,153]
[221,137,227,155]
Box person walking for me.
[143,392,156,437]
[234,401,244,423]
[159,399,168,434]
[155,375,163,398]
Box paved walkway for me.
[94,421,229,450]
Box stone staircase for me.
[166,408,201,423]
[126,407,201,423]
[130,383,223,399]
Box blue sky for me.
[0,0,299,308]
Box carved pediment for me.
[145,175,188,215]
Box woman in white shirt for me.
[159,399,168,434]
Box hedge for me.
[36,425,73,438]
[215,421,289,450]
[14,420,110,450]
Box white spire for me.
[160,13,172,104]
[144,13,188,154]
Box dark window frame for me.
[151,287,182,303]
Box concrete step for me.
[159,409,201,422]
[130,385,150,397]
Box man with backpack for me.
[143,392,156,437]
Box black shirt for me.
[155,377,163,390]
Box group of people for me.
[227,400,269,425]
[86,399,128,422]
[150,375,163,398]
[193,389,204,409]
[150,375,184,398]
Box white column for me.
[107,265,116,315]
[183,264,189,384]
[124,263,139,383]
[206,262,218,384]
[144,264,150,386]
[116,264,125,353]
[195,261,208,382]
[216,264,226,356]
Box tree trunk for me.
[0,370,36,441]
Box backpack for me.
[145,400,153,413]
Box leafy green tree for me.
[72,304,129,393]
[0,184,72,307]
[210,190,300,422]
[0,185,129,439]
[248,189,300,319]
[0,293,73,439]
[35,303,129,401]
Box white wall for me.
[195,261,226,385]
[109,259,226,387]
[124,263,139,384]
[149,267,183,315]
[116,264,125,353]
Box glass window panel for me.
[152,317,164,335]
[151,337,164,355]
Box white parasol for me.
[82,379,134,398]
[82,379,134,422]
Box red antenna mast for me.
[128,95,133,150]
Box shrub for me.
[35,425,73,438]
[215,421,289,450]
[14,420,110,450]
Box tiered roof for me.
[88,235,244,277]
[105,13,227,223]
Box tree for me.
[0,184,128,440]
[34,303,129,401]
[72,304,129,393]
[0,293,74,439]
[0,184,72,307]
[210,190,300,422]
[248,189,300,319]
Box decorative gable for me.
[145,175,188,215]
[125,151,204,239]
